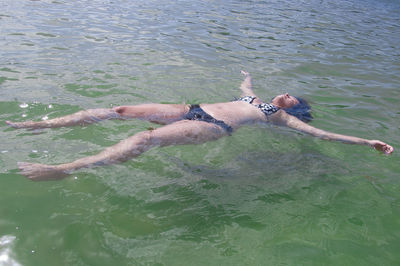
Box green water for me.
[1,0,399,265]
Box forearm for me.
[313,128,371,146]
[240,71,256,97]
[303,126,392,154]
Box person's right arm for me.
[240,71,257,97]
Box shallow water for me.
[1,0,400,265]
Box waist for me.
[184,105,233,133]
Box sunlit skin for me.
[6,71,394,181]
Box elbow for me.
[319,134,330,140]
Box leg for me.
[6,108,119,129]
[18,120,228,181]
[6,104,189,129]
[113,103,189,124]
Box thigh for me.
[149,120,229,147]
[113,104,189,124]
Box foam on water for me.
[0,235,21,266]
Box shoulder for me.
[268,109,294,125]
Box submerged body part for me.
[6,71,394,181]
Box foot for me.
[6,120,38,129]
[18,162,69,181]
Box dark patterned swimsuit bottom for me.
[184,104,233,134]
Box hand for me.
[369,140,394,155]
[241,70,250,77]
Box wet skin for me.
[6,72,394,181]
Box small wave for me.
[0,235,21,266]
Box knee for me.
[112,106,133,118]
[133,130,154,146]
[112,106,124,114]
[85,108,119,119]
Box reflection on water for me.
[0,235,21,266]
[1,0,400,265]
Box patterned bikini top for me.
[236,96,280,116]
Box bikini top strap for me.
[236,96,280,116]
[236,96,256,104]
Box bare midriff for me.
[199,101,268,129]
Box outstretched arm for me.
[270,111,394,154]
[239,71,258,97]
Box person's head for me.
[272,93,313,123]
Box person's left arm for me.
[270,110,394,154]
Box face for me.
[272,93,299,108]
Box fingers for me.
[383,144,394,155]
[371,140,394,155]
[241,70,250,76]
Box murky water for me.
[1,0,399,265]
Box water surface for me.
[1,0,400,265]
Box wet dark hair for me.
[282,97,313,123]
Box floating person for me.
[6,71,394,181]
